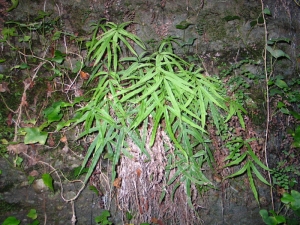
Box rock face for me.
[0,157,103,225]
[5,0,299,84]
[32,179,48,193]
[1,0,299,224]
[8,0,300,58]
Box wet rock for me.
[65,191,76,200]
[32,179,48,193]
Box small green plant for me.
[223,138,271,203]
[260,209,286,225]
[273,80,300,148]
[2,208,39,225]
[86,19,145,72]
[220,58,263,106]
[271,165,298,190]
[0,10,85,149]
[125,211,133,221]
[7,0,19,12]
[27,175,35,184]
[2,216,20,225]
[175,20,194,45]
[94,210,113,225]
[260,190,300,225]
[290,124,300,148]
[42,173,54,192]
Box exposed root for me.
[116,121,203,224]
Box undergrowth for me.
[0,1,299,224]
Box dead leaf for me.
[74,88,84,97]
[19,121,34,127]
[46,82,53,98]
[151,218,164,225]
[50,46,55,57]
[60,135,67,143]
[277,187,286,196]
[48,133,55,147]
[113,177,122,188]
[7,143,28,155]
[62,144,69,153]
[140,197,149,212]
[29,170,39,177]
[136,168,142,178]
[21,93,28,107]
[80,70,90,80]
[151,218,158,223]
[213,173,222,183]
[23,78,34,89]
[157,220,164,225]
[0,82,10,93]
[6,112,13,126]
[138,205,143,214]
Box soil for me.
[0,154,269,224]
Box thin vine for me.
[294,0,300,6]
[260,0,274,211]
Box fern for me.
[57,21,246,200]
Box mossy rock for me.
[0,200,21,213]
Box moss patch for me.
[0,200,21,213]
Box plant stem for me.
[260,0,274,211]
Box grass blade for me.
[247,150,271,171]
[164,79,181,119]
[185,179,193,209]
[112,128,125,181]
[224,152,247,167]
[247,163,259,203]
[128,129,150,158]
[225,161,249,179]
[171,182,181,201]
[250,162,270,185]
[150,106,164,146]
